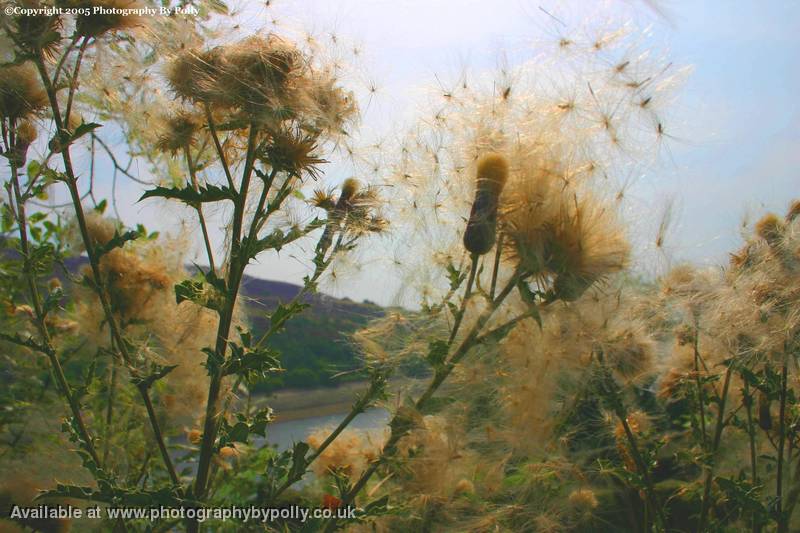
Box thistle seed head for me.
[0,63,48,121]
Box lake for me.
[262,406,391,451]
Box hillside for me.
[55,255,385,391]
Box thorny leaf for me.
[94,230,138,260]
[218,407,273,446]
[139,183,236,205]
[130,363,179,390]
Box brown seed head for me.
[0,63,48,121]
[755,213,783,245]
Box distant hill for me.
[237,273,385,391]
[55,255,386,392]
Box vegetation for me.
[0,1,798,532]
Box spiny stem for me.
[598,359,665,531]
[448,252,479,345]
[138,383,179,485]
[698,364,733,531]
[271,379,383,501]
[489,234,503,300]
[184,145,216,273]
[694,323,708,449]
[776,356,789,533]
[103,356,118,467]
[203,103,236,193]
[32,50,179,489]
[741,378,761,533]
[7,148,101,467]
[192,123,260,512]
[64,36,89,128]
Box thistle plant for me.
[1,2,388,531]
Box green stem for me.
[694,324,708,449]
[698,364,733,531]
[447,253,479,346]
[489,234,503,300]
[776,357,788,533]
[203,103,236,192]
[743,379,761,533]
[192,124,260,514]
[184,145,216,273]
[103,356,117,467]
[31,50,180,489]
[323,272,523,532]
[6,144,101,467]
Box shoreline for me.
[256,378,424,422]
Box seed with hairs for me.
[463,153,509,255]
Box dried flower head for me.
[755,213,784,245]
[155,110,202,154]
[6,3,62,60]
[568,488,599,513]
[15,120,38,144]
[0,63,48,121]
[62,0,144,37]
[307,427,383,479]
[503,173,630,300]
[83,211,117,248]
[166,47,227,104]
[263,128,326,178]
[222,35,302,113]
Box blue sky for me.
[253,0,800,303]
[72,0,800,305]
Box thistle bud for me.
[463,153,508,255]
[335,178,360,211]
[10,120,37,167]
[315,178,361,258]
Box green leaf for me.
[175,278,208,306]
[42,286,64,317]
[221,331,282,380]
[481,321,518,345]
[94,230,138,259]
[139,183,236,205]
[26,160,41,181]
[288,441,310,481]
[70,122,102,143]
[264,300,310,339]
[446,262,467,291]
[241,219,324,261]
[219,407,273,446]
[130,363,178,389]
[426,340,448,368]
[174,268,226,312]
[202,347,224,376]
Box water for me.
[262,407,390,451]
